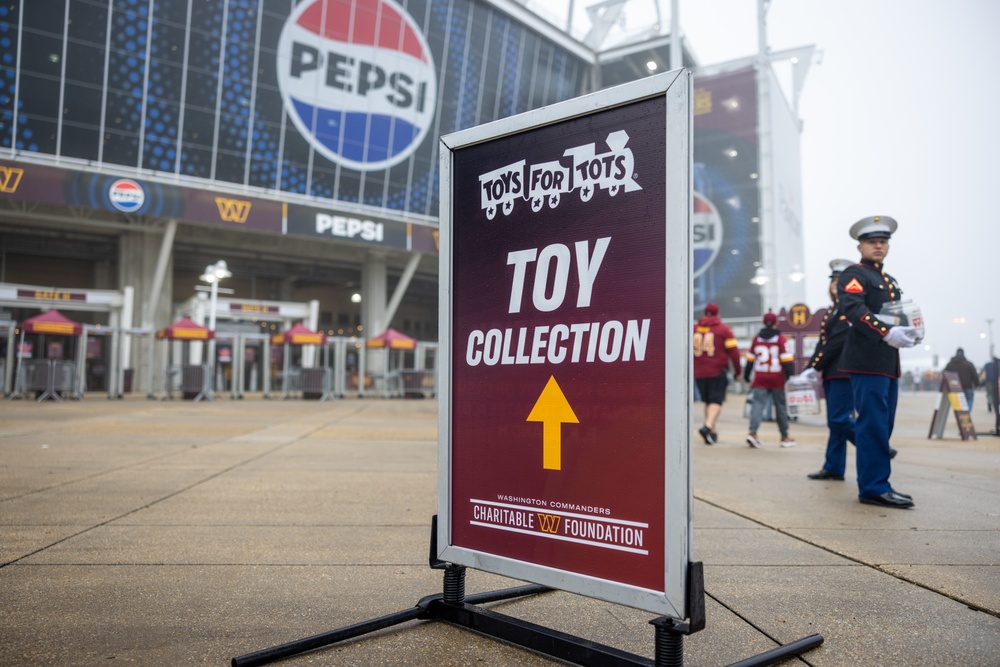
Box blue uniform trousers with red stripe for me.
[822,377,856,477]
[849,373,898,498]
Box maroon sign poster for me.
[448,97,667,593]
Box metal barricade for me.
[52,360,81,400]
[384,370,403,398]
[157,366,182,400]
[181,364,213,402]
[399,369,436,398]
[279,367,302,399]
[20,359,54,401]
[300,367,332,400]
[12,360,80,402]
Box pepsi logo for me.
[108,179,145,213]
[692,191,722,278]
[277,0,437,171]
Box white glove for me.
[884,325,918,349]
[799,368,818,382]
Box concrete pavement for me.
[1,390,998,665]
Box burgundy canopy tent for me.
[364,328,419,397]
[157,316,214,340]
[152,317,215,401]
[16,310,84,401]
[272,323,328,399]
[23,309,83,336]
[365,328,416,350]
[272,323,326,346]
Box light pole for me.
[199,260,232,396]
[987,318,995,359]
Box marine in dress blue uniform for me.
[803,259,856,480]
[836,215,919,509]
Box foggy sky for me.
[682,0,1000,370]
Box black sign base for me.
[232,518,823,667]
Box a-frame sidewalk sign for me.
[233,69,822,667]
[928,370,978,440]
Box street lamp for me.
[750,266,769,286]
[199,260,232,331]
[199,260,232,395]
[923,343,939,370]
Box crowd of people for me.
[692,215,997,510]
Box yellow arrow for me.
[526,375,579,470]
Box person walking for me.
[837,215,919,509]
[944,348,980,410]
[801,259,899,480]
[743,312,796,448]
[985,357,999,414]
[693,302,742,445]
[802,259,855,479]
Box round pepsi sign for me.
[692,191,722,278]
[277,0,438,172]
[108,179,146,213]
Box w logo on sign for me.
[215,197,252,223]
[537,514,561,534]
[0,167,24,193]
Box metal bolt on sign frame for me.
[232,517,823,667]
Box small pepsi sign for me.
[277,0,438,172]
[108,179,145,213]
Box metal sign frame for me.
[437,70,692,617]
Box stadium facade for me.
[0,0,805,394]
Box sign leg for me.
[443,564,466,605]
[653,618,684,667]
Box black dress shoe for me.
[891,489,912,500]
[889,447,898,459]
[807,469,845,481]
[859,491,914,509]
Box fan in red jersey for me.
[743,312,796,449]
[693,303,742,445]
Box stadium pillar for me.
[121,224,174,392]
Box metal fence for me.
[145,335,438,401]
[300,367,333,401]
[399,370,437,398]
[52,360,80,398]
[181,364,212,402]
[16,359,81,401]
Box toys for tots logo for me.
[478,130,642,220]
